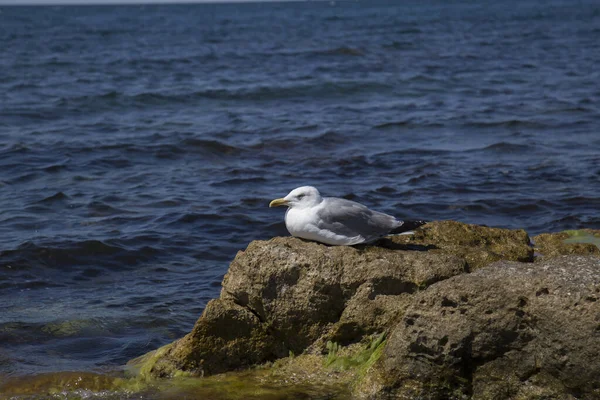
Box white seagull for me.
[269,186,426,245]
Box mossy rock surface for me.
[0,367,350,400]
[0,371,125,397]
[389,220,533,270]
[367,255,600,400]
[533,229,600,258]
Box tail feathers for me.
[390,220,428,235]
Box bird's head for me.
[269,186,323,209]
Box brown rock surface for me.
[222,237,467,348]
[363,255,600,399]
[135,235,468,378]
[390,220,533,270]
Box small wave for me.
[116,53,212,68]
[0,108,62,121]
[56,80,390,110]
[561,196,600,207]
[306,130,347,146]
[374,120,413,129]
[8,82,41,90]
[374,148,452,159]
[8,172,41,184]
[540,106,592,114]
[547,215,584,229]
[94,90,119,100]
[315,46,364,56]
[152,144,183,159]
[86,27,134,37]
[407,172,441,184]
[383,40,414,50]
[291,123,320,132]
[447,202,492,212]
[40,59,75,67]
[38,160,70,173]
[131,92,185,105]
[36,192,69,204]
[181,138,240,155]
[397,27,422,35]
[173,212,225,224]
[87,201,129,216]
[250,130,345,152]
[500,203,550,213]
[465,119,547,129]
[375,186,397,194]
[86,157,132,169]
[323,15,349,21]
[213,177,268,186]
[239,197,269,206]
[0,143,30,155]
[0,239,161,270]
[475,142,534,153]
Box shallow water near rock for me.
[0,369,351,400]
[563,230,600,247]
[1,0,600,397]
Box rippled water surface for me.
[1,0,599,388]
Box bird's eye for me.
[297,194,305,200]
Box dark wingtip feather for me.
[390,220,428,234]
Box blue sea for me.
[1,0,599,392]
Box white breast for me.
[284,206,364,245]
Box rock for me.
[223,237,467,348]
[361,256,600,400]
[133,235,468,378]
[130,221,600,399]
[390,221,533,270]
[132,299,273,377]
[533,230,600,258]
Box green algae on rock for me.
[0,368,351,400]
[0,371,126,398]
[148,369,351,400]
[533,229,600,258]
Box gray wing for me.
[316,197,400,242]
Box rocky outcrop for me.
[134,233,468,377]
[360,255,600,399]
[129,221,600,399]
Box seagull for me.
[269,186,426,245]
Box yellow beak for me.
[269,198,289,208]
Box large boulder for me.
[222,236,469,348]
[131,222,535,380]
[134,235,467,377]
[361,255,600,399]
[130,222,600,400]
